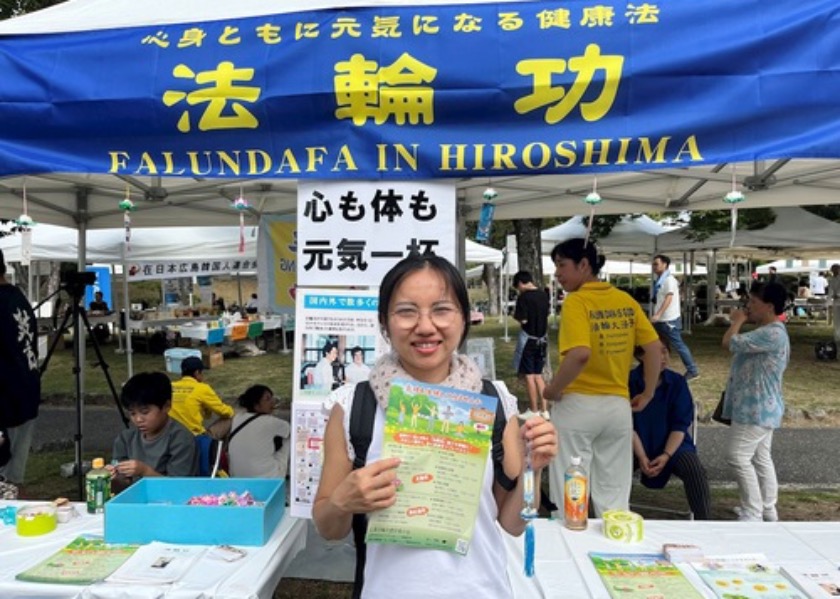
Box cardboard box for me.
[105,478,285,546]
[163,348,202,374]
[202,350,223,369]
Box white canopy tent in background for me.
[756,258,840,275]
[464,239,503,265]
[0,224,259,263]
[540,214,678,257]
[657,207,840,258]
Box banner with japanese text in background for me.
[2,1,840,179]
[258,216,297,315]
[290,287,388,518]
[125,258,257,281]
[297,180,456,287]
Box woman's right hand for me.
[330,457,401,514]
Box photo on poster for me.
[290,288,388,518]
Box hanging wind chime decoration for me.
[723,165,745,248]
[475,185,498,242]
[232,187,250,254]
[583,176,602,247]
[16,181,35,266]
[119,184,136,250]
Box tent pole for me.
[112,263,124,354]
[77,216,87,409]
[121,246,134,378]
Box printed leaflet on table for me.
[780,564,840,598]
[366,379,497,555]
[690,554,807,598]
[15,534,139,584]
[106,542,207,584]
[589,552,705,599]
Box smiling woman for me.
[312,253,557,599]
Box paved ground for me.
[32,405,840,486]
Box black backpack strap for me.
[482,379,518,492]
[349,382,377,599]
[227,413,261,444]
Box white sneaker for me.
[762,507,779,522]
[733,505,779,522]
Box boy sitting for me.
[109,371,198,491]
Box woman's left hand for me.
[520,416,558,471]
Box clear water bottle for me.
[85,457,110,514]
[564,455,589,531]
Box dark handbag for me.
[712,390,731,425]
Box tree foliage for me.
[682,208,776,241]
[0,0,64,20]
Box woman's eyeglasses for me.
[390,304,460,329]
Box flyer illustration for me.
[365,379,497,555]
[691,554,806,599]
[589,552,705,599]
[16,535,139,585]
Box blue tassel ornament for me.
[521,456,538,577]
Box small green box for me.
[105,478,285,546]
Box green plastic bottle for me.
[85,457,111,514]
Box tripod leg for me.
[38,308,75,377]
[78,309,130,428]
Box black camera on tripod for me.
[60,270,97,298]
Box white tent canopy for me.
[464,239,503,265]
[755,258,840,275]
[540,214,678,256]
[0,224,258,263]
[1,224,502,267]
[657,207,840,258]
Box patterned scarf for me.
[367,350,483,411]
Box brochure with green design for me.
[365,379,498,555]
[590,552,705,599]
[16,534,139,584]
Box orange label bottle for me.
[564,455,588,530]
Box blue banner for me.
[85,266,111,309]
[0,0,838,179]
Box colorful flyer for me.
[16,535,139,585]
[589,552,705,599]
[691,554,807,599]
[365,379,497,555]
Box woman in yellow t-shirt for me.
[543,238,661,518]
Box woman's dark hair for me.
[378,254,470,344]
[549,238,606,276]
[238,384,273,412]
[749,281,787,315]
[321,341,337,357]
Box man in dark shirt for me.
[0,249,40,484]
[89,290,109,312]
[512,270,550,419]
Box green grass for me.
[40,316,840,417]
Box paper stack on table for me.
[106,542,206,585]
[781,564,840,598]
